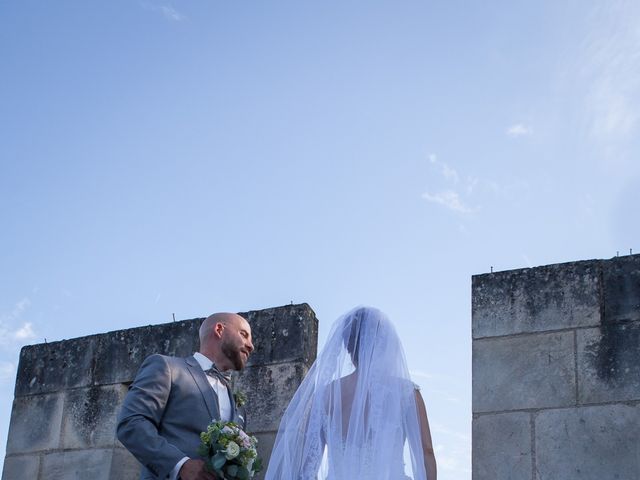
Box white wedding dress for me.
[265,307,428,480]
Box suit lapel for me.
[228,383,237,421]
[185,356,219,420]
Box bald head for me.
[199,312,254,371]
[199,312,242,343]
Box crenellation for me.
[2,303,318,479]
[472,260,602,338]
[473,254,640,480]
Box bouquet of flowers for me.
[198,421,262,479]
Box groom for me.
[117,312,254,480]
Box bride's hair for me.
[343,307,384,367]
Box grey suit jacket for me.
[117,354,246,480]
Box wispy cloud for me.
[0,322,37,345]
[506,123,533,137]
[143,3,186,22]
[422,190,475,214]
[4,297,30,322]
[14,323,35,340]
[0,362,15,383]
[423,154,477,214]
[159,6,185,21]
[0,298,37,346]
[572,2,640,151]
[422,153,529,218]
[411,369,467,404]
[409,369,437,381]
[434,443,472,474]
[429,153,460,183]
[432,422,471,443]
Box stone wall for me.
[472,255,640,479]
[2,303,318,480]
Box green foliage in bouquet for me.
[198,421,263,479]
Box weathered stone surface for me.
[577,323,640,404]
[603,255,640,323]
[41,449,113,480]
[3,303,319,477]
[240,304,318,367]
[93,319,201,385]
[235,362,310,432]
[15,320,202,395]
[472,260,601,338]
[472,412,531,480]
[92,303,318,385]
[253,432,277,480]
[6,393,64,454]
[16,336,98,396]
[1,454,40,480]
[473,332,575,412]
[535,405,640,479]
[108,447,141,479]
[472,255,640,480]
[62,385,129,449]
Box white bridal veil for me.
[265,306,428,480]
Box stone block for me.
[472,260,601,338]
[253,431,277,480]
[535,404,640,479]
[6,393,64,454]
[240,303,318,368]
[1,454,40,480]
[235,362,310,433]
[603,254,640,323]
[472,412,531,480]
[577,323,640,403]
[93,319,201,385]
[473,332,575,412]
[108,447,141,479]
[62,384,129,449]
[16,336,98,396]
[41,449,114,480]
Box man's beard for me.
[221,339,245,370]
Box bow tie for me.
[204,364,232,387]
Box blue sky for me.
[1,1,639,477]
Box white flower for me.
[225,441,240,459]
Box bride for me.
[265,306,437,479]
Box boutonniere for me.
[233,390,247,407]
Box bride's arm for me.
[415,390,437,480]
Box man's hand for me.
[179,459,217,480]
